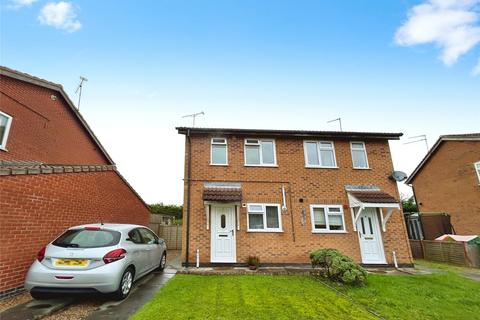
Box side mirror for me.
[126,238,132,242]
[154,239,160,245]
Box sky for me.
[1,0,479,204]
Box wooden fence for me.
[150,224,182,250]
[410,240,480,267]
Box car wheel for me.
[158,252,167,271]
[113,267,134,300]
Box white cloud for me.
[7,0,38,9]
[38,2,81,33]
[395,0,480,73]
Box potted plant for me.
[247,256,260,270]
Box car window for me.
[139,228,157,244]
[128,229,143,244]
[53,229,121,248]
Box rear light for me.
[84,226,101,231]
[37,246,46,262]
[103,249,127,264]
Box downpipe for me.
[196,249,200,268]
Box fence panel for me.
[154,225,182,250]
[409,240,424,259]
[422,240,466,266]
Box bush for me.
[310,248,367,286]
[247,256,260,268]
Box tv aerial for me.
[182,111,205,127]
[75,76,88,110]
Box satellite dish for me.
[389,171,407,182]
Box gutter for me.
[184,129,192,267]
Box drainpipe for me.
[185,129,192,267]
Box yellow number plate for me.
[54,259,88,266]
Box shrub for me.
[310,248,367,285]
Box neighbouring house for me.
[405,133,480,236]
[177,127,413,267]
[0,66,150,298]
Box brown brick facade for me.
[0,170,149,292]
[0,68,150,295]
[410,140,480,235]
[180,133,413,266]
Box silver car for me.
[25,224,167,300]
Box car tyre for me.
[158,252,167,272]
[113,267,134,300]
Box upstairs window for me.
[211,138,228,165]
[351,142,369,169]
[475,161,480,184]
[0,111,13,151]
[310,205,346,233]
[247,204,282,232]
[304,141,337,168]
[244,139,276,166]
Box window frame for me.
[350,141,369,169]
[309,204,347,233]
[303,140,338,168]
[210,137,228,166]
[246,203,283,232]
[244,138,277,167]
[0,111,13,151]
[475,161,480,184]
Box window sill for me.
[305,166,339,169]
[210,163,229,166]
[311,230,348,234]
[352,167,371,170]
[244,164,278,168]
[247,230,283,233]
[0,146,8,152]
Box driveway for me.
[0,250,181,320]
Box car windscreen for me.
[52,229,121,248]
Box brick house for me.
[177,127,413,267]
[0,66,150,297]
[405,133,480,235]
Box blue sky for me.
[1,0,479,204]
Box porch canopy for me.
[347,190,400,232]
[202,184,242,230]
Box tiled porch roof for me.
[349,191,397,204]
[203,188,242,202]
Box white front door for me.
[211,205,236,263]
[356,208,386,264]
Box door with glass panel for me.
[211,206,236,263]
[356,208,386,264]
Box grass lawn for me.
[132,262,480,320]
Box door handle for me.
[358,231,362,239]
[231,230,234,236]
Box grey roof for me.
[0,66,115,165]
[405,133,480,184]
[176,127,402,140]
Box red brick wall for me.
[0,76,110,164]
[182,134,412,266]
[0,171,150,292]
[412,140,480,235]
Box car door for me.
[127,228,149,276]
[138,228,160,271]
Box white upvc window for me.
[475,161,480,184]
[304,141,337,168]
[244,139,277,166]
[0,111,13,151]
[310,205,346,233]
[210,138,228,165]
[247,203,282,232]
[351,141,369,169]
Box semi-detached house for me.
[177,127,413,267]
